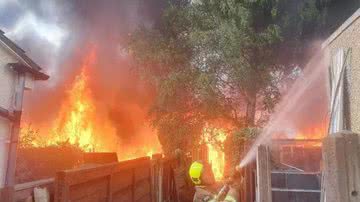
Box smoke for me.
[0,0,167,148]
[240,42,330,167]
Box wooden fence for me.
[55,156,152,202]
[52,155,178,202]
[12,154,183,202]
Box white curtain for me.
[329,48,348,134]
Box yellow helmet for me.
[189,161,203,185]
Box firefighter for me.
[189,161,239,202]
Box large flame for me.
[46,50,99,151]
[26,49,161,159]
[203,127,227,181]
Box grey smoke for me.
[0,0,167,135]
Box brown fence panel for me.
[54,157,152,202]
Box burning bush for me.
[20,49,162,161]
[16,125,84,183]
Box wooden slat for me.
[134,180,150,201]
[135,166,151,182]
[131,168,135,202]
[136,194,151,202]
[55,171,70,202]
[112,188,132,202]
[111,171,133,192]
[69,177,108,201]
[107,174,113,202]
[62,164,114,186]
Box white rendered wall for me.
[0,45,17,188]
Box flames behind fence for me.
[202,127,227,181]
[21,48,161,160]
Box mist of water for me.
[239,48,330,168]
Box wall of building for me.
[0,45,17,188]
[327,16,360,134]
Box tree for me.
[128,0,352,154]
[186,0,282,127]
[129,0,280,153]
[128,1,282,154]
[128,6,205,154]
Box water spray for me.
[238,49,329,168]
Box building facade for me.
[322,8,360,134]
[322,8,360,202]
[0,29,48,194]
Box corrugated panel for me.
[329,48,351,134]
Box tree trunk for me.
[245,92,257,127]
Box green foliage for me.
[128,0,356,154]
[224,127,260,173]
[128,1,282,153]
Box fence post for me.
[131,168,135,202]
[256,145,272,202]
[107,173,113,202]
[0,186,14,202]
[322,132,360,202]
[54,171,69,202]
[159,159,164,202]
[151,154,162,202]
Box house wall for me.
[0,45,18,188]
[326,16,360,134]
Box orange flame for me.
[293,127,326,147]
[203,127,227,181]
[27,48,161,159]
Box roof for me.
[0,29,49,80]
[322,8,360,49]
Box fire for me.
[294,127,326,140]
[44,49,100,151]
[203,127,227,181]
[272,125,326,147]
[293,127,326,147]
[25,48,162,159]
